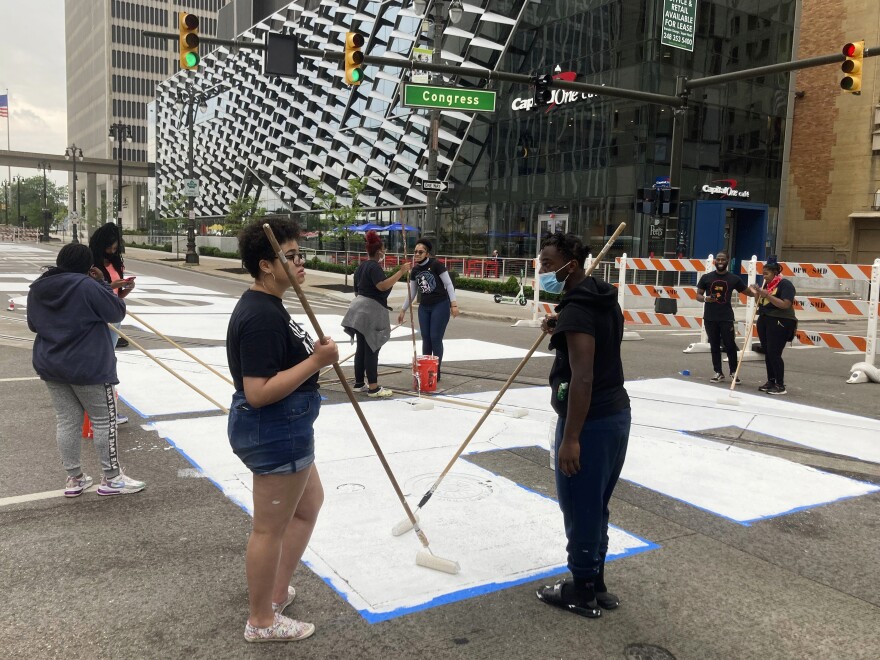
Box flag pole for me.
[4,89,11,225]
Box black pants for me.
[756,315,796,386]
[704,319,739,375]
[354,331,380,386]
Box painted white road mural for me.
[3,244,878,622]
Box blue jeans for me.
[418,301,451,370]
[227,389,321,475]
[554,408,631,579]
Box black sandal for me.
[536,580,601,618]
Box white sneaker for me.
[64,473,93,498]
[273,586,296,615]
[366,387,393,398]
[97,469,146,496]
[117,415,129,425]
[244,613,315,643]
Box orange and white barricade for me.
[616,253,715,342]
[740,258,880,384]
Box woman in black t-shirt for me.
[226,218,338,643]
[342,230,410,397]
[534,232,630,619]
[397,239,459,379]
[750,257,797,395]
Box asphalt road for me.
[1,243,878,660]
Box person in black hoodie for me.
[534,232,630,619]
[27,243,145,497]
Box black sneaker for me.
[709,373,725,383]
[730,375,742,385]
[116,337,130,348]
[758,381,774,392]
[767,384,787,395]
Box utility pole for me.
[38,160,51,242]
[185,98,198,264]
[108,122,132,251]
[65,144,84,244]
[15,175,21,227]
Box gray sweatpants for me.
[44,381,121,479]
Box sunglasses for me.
[413,249,427,254]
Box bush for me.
[126,242,172,253]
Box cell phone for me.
[124,276,136,282]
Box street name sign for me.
[419,180,449,192]
[403,84,496,112]
[660,0,697,52]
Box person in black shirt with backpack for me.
[696,251,747,383]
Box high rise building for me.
[65,0,227,233]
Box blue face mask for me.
[539,262,571,294]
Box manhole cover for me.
[406,473,494,502]
[624,644,676,660]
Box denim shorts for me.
[227,389,321,475]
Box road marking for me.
[0,376,40,383]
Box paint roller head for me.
[416,549,460,575]
[391,514,417,536]
[409,400,434,411]
[507,408,528,418]
[716,395,742,406]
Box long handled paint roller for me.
[400,225,433,411]
[392,391,528,418]
[125,310,234,386]
[262,223,458,574]
[718,282,764,406]
[393,222,627,536]
[109,325,229,413]
[318,323,403,378]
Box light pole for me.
[64,144,84,243]
[37,161,52,242]
[411,0,463,242]
[14,175,22,227]
[108,122,133,250]
[175,88,210,265]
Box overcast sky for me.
[0,0,68,187]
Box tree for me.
[2,176,67,229]
[307,176,367,287]
[225,195,266,236]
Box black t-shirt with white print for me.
[696,270,747,322]
[226,289,318,393]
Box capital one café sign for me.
[511,71,599,112]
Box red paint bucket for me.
[82,412,93,439]
[413,355,439,392]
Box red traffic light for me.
[842,42,858,57]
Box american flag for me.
[0,94,8,118]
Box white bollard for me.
[618,253,642,341]
[683,253,713,353]
[738,255,762,362]
[848,258,880,384]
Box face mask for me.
[539,262,570,294]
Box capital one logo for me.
[511,71,598,112]
[701,179,750,199]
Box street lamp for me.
[37,161,52,242]
[13,175,23,228]
[108,122,133,249]
[410,0,463,241]
[64,144,84,243]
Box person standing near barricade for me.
[696,251,748,383]
[750,256,797,395]
[226,218,338,642]
[534,232,630,619]
[397,238,459,381]
[342,230,410,397]
[27,244,145,497]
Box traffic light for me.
[344,32,365,86]
[658,188,680,217]
[636,188,656,215]
[841,40,864,93]
[179,13,200,70]
[533,74,552,107]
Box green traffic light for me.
[352,68,362,82]
[184,52,200,68]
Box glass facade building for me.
[155,0,797,258]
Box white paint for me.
[0,489,73,508]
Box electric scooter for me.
[493,269,528,306]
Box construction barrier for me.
[739,258,880,384]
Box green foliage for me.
[126,242,173,253]
[305,256,357,275]
[451,275,562,303]
[1,176,67,228]
[225,196,266,236]
[198,246,239,258]
[160,185,186,233]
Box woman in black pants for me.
[343,231,411,397]
[750,257,797,395]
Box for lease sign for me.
[661,0,697,52]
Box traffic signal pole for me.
[185,100,198,264]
